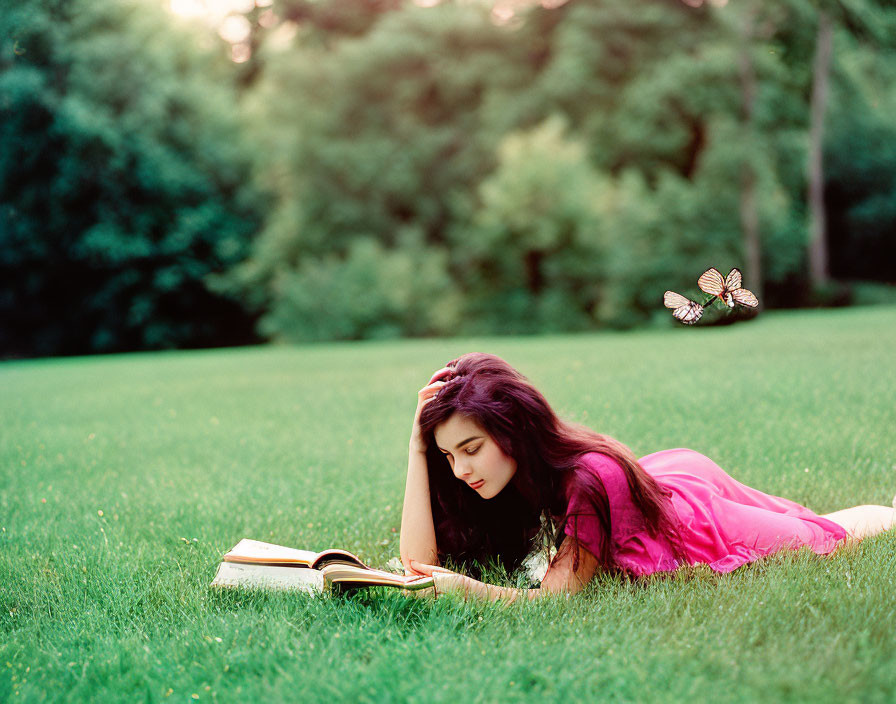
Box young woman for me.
[399,353,896,603]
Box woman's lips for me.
[469,479,485,489]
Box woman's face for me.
[433,413,517,499]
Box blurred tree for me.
[825,37,896,282]
[0,0,264,356]
[460,116,609,333]
[732,0,763,306]
[807,8,834,289]
[818,0,896,290]
[234,2,534,340]
[533,0,895,314]
[7,0,894,354]
[597,133,790,328]
[238,0,896,338]
[229,0,403,90]
[533,0,718,179]
[752,0,896,301]
[259,230,461,342]
[275,0,402,43]
[533,0,792,314]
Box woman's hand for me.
[409,561,537,603]
[409,367,453,455]
[408,560,478,598]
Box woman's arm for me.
[399,367,453,573]
[539,536,601,595]
[410,536,600,604]
[399,447,438,571]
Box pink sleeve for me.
[562,453,615,562]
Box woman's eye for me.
[465,446,479,455]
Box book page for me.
[311,550,369,569]
[223,538,370,569]
[223,539,321,566]
[210,561,325,593]
[320,564,434,591]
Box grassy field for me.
[2,306,895,703]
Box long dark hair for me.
[418,353,682,576]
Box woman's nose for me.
[453,459,472,479]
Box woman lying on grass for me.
[399,353,896,603]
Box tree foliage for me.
[0,0,265,356]
[3,0,896,355]
[459,116,608,333]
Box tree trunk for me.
[738,5,762,307]
[808,11,833,289]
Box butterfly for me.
[697,268,759,309]
[663,291,704,325]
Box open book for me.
[210,539,434,594]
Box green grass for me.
[2,306,896,703]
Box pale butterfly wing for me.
[730,287,759,307]
[663,291,692,309]
[664,291,703,324]
[697,268,726,296]
[673,302,703,324]
[725,268,743,291]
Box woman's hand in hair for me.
[401,368,449,573]
[409,367,453,454]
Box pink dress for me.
[564,449,847,576]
